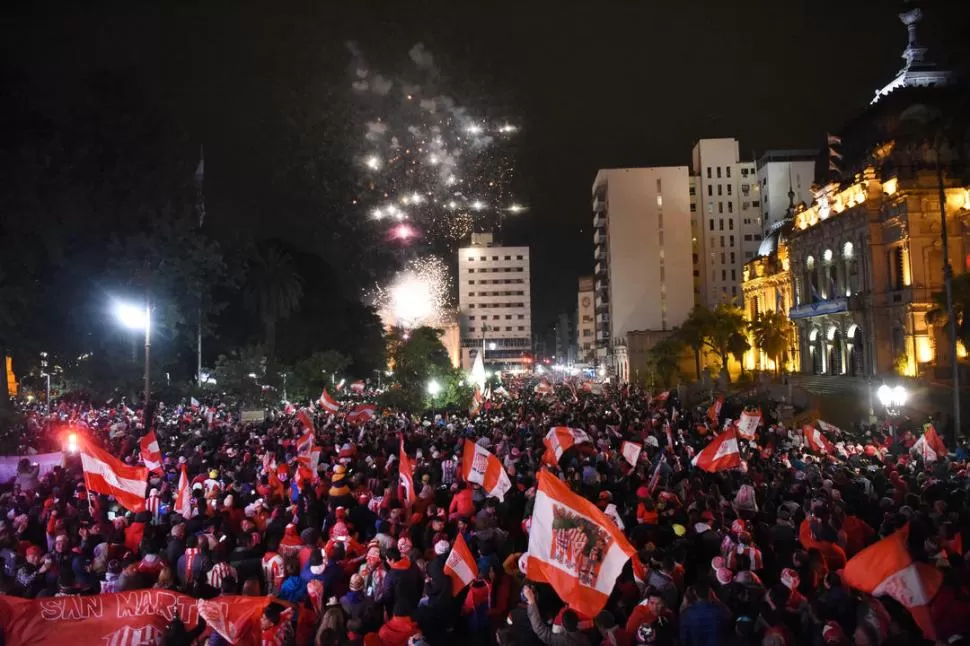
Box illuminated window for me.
[823,249,833,263]
[806,256,815,269]
[844,242,854,259]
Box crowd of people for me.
[1,379,970,646]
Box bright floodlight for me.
[115,302,148,330]
[488,342,497,350]
[877,384,907,414]
[893,385,908,407]
[877,385,891,407]
[365,155,381,171]
[66,432,78,453]
[427,379,441,396]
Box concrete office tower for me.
[757,150,817,233]
[457,232,532,371]
[592,167,694,381]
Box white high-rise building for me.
[756,150,817,233]
[592,167,694,382]
[577,275,595,364]
[457,232,532,371]
[689,138,763,308]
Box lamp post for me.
[877,383,908,437]
[115,300,151,409]
[39,351,50,415]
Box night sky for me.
[5,0,969,338]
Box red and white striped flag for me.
[174,464,192,518]
[691,428,741,472]
[398,438,415,507]
[139,431,163,474]
[737,409,761,440]
[350,380,365,393]
[542,426,591,466]
[296,409,314,432]
[318,389,340,413]
[190,397,200,411]
[912,424,947,462]
[843,523,943,640]
[462,439,511,501]
[803,424,834,454]
[527,471,636,617]
[295,429,314,464]
[346,404,376,425]
[78,435,148,513]
[443,533,478,595]
[620,441,642,467]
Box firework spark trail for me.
[347,41,526,247]
[372,256,453,330]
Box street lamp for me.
[877,384,908,418]
[114,300,151,410]
[426,379,441,396]
[39,352,50,415]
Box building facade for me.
[689,138,764,308]
[756,150,817,234]
[577,275,595,364]
[592,167,694,382]
[457,232,532,371]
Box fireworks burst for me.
[348,42,525,248]
[373,256,452,330]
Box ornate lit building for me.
[742,204,799,374]
[785,4,968,378]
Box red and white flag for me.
[653,390,670,402]
[139,431,163,474]
[462,440,512,502]
[350,380,365,393]
[318,389,340,413]
[78,435,148,513]
[620,441,642,467]
[691,428,741,472]
[542,426,591,466]
[912,424,947,462]
[817,419,841,434]
[843,523,943,640]
[175,464,192,518]
[296,409,315,432]
[443,533,478,595]
[190,397,200,410]
[398,438,415,507]
[296,428,315,463]
[803,424,834,454]
[469,386,484,417]
[707,395,724,424]
[737,409,761,440]
[347,404,376,425]
[527,471,636,617]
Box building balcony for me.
[593,197,606,213]
[595,295,609,312]
[596,312,610,325]
[594,261,608,277]
[596,330,610,343]
[593,229,606,245]
[593,212,606,229]
[594,245,607,261]
[789,297,848,320]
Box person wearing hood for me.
[279,522,302,558]
[382,545,422,617]
[377,599,422,646]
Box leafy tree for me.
[749,310,793,377]
[677,307,710,380]
[728,332,751,379]
[243,245,304,363]
[926,272,970,352]
[382,326,467,412]
[212,345,266,406]
[702,304,747,381]
[285,350,351,402]
[645,336,683,388]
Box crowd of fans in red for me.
[1,383,970,646]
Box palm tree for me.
[728,332,751,379]
[749,310,792,377]
[703,303,747,382]
[243,246,303,361]
[677,306,711,380]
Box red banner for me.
[0,590,270,646]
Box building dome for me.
[757,219,792,258]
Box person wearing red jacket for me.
[377,604,422,646]
[449,482,475,520]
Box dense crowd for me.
[1,381,970,646]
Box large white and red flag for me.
[737,409,761,440]
[175,463,192,518]
[803,424,834,454]
[707,395,724,424]
[296,408,315,432]
[443,533,479,595]
[350,380,366,393]
[139,431,163,474]
[398,438,415,507]
[346,404,376,425]
[78,435,148,513]
[542,426,591,466]
[817,419,841,434]
[912,424,947,462]
[691,428,741,472]
[469,386,485,417]
[620,441,642,467]
[527,471,636,617]
[462,439,512,501]
[318,389,340,413]
[843,523,944,640]
[295,428,315,467]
